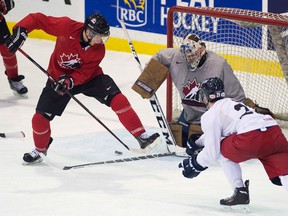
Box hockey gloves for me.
[178,154,207,179]
[243,98,274,118]
[5,26,28,53]
[186,134,203,156]
[54,75,74,96]
[0,0,15,15]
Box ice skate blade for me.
[22,158,43,165]
[13,90,28,98]
[220,204,250,214]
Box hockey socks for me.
[32,113,51,152]
[0,44,18,78]
[110,93,145,137]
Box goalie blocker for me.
[132,58,169,98]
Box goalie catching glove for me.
[54,75,74,96]
[132,58,169,98]
[243,98,274,118]
[0,0,15,15]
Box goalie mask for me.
[180,34,206,71]
[84,13,110,43]
[199,77,225,104]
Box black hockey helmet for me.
[199,77,225,103]
[84,13,110,37]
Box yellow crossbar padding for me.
[221,54,283,78]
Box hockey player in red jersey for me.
[5,12,160,164]
[178,77,288,207]
[0,0,27,95]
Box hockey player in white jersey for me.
[178,77,288,207]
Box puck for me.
[115,150,123,155]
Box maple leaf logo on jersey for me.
[58,53,82,69]
[181,79,204,107]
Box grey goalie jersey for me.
[152,48,246,124]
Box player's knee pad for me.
[110,93,131,114]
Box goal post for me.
[166,6,288,124]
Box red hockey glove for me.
[178,154,207,179]
[0,0,15,15]
[54,75,74,96]
[5,26,27,53]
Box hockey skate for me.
[8,74,28,95]
[220,180,250,213]
[22,149,44,165]
[136,132,161,153]
[22,138,53,165]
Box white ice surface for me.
[0,39,288,216]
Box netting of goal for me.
[166,6,288,126]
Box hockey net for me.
[166,6,288,126]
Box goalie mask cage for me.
[166,6,288,125]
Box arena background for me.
[4,0,287,56]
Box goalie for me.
[133,33,274,147]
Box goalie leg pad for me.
[132,58,169,98]
[188,124,203,138]
[169,123,183,147]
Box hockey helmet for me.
[199,77,225,103]
[84,13,110,43]
[180,34,206,71]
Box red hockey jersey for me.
[15,13,105,85]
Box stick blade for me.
[0,131,25,138]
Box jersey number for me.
[234,104,253,119]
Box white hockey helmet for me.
[180,34,206,71]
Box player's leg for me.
[257,126,288,190]
[83,74,160,149]
[218,155,249,207]
[23,81,71,164]
[0,17,27,94]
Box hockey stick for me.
[18,48,144,153]
[119,20,185,155]
[40,152,174,170]
[0,131,25,138]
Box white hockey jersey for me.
[196,98,277,168]
[153,48,246,124]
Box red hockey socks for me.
[32,113,51,152]
[0,44,18,78]
[110,93,145,137]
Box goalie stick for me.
[119,20,186,156]
[0,131,25,138]
[40,152,174,170]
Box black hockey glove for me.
[5,26,28,53]
[186,134,203,156]
[54,75,74,96]
[178,154,207,179]
[0,0,15,15]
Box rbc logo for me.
[117,0,147,27]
